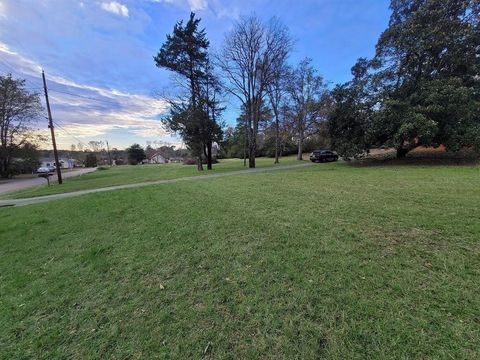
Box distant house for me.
[142,152,167,164]
[40,158,77,169]
[40,158,55,168]
[169,156,184,163]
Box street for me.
[0,168,97,195]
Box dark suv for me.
[310,149,339,163]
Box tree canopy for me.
[329,0,480,158]
[0,74,42,178]
[126,143,146,165]
[154,12,222,170]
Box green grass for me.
[1,156,301,199]
[1,163,479,358]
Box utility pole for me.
[106,140,112,166]
[42,70,62,184]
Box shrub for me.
[183,158,197,165]
[85,153,97,167]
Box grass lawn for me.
[0,156,302,199]
[1,163,479,358]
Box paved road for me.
[0,163,313,208]
[0,168,97,195]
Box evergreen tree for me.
[126,144,146,165]
[154,12,222,170]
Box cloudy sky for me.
[0,0,390,150]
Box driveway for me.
[0,168,97,195]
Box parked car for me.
[310,149,339,163]
[37,165,55,173]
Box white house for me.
[145,152,167,164]
[40,158,76,169]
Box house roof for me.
[149,152,166,159]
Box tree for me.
[11,142,41,175]
[328,58,373,159]
[88,141,105,152]
[371,0,479,157]
[218,15,291,168]
[84,152,97,168]
[154,12,222,171]
[0,75,42,178]
[285,58,328,160]
[267,59,289,163]
[126,143,146,165]
[145,144,156,159]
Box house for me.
[40,158,55,168]
[40,158,77,169]
[141,152,167,164]
[169,156,184,163]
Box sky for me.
[0,0,391,150]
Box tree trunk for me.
[245,113,254,168]
[396,147,409,159]
[197,155,204,171]
[248,125,256,168]
[249,112,259,168]
[243,121,247,167]
[274,112,279,164]
[0,155,10,178]
[248,144,256,168]
[206,141,213,170]
[297,130,304,161]
[0,160,7,178]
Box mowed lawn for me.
[1,163,479,359]
[0,156,302,199]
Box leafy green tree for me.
[84,153,98,168]
[329,0,479,158]
[11,142,40,175]
[126,144,146,165]
[372,0,480,157]
[328,58,373,158]
[0,75,42,178]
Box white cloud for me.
[150,0,208,12]
[0,42,171,148]
[0,1,7,19]
[188,0,208,11]
[100,1,129,17]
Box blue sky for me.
[0,0,390,149]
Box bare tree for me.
[286,58,327,160]
[0,75,42,178]
[218,15,291,168]
[267,62,289,164]
[88,140,105,152]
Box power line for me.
[0,59,45,88]
[52,120,91,150]
[48,87,165,108]
[48,89,120,106]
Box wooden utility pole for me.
[106,140,112,166]
[42,70,62,184]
